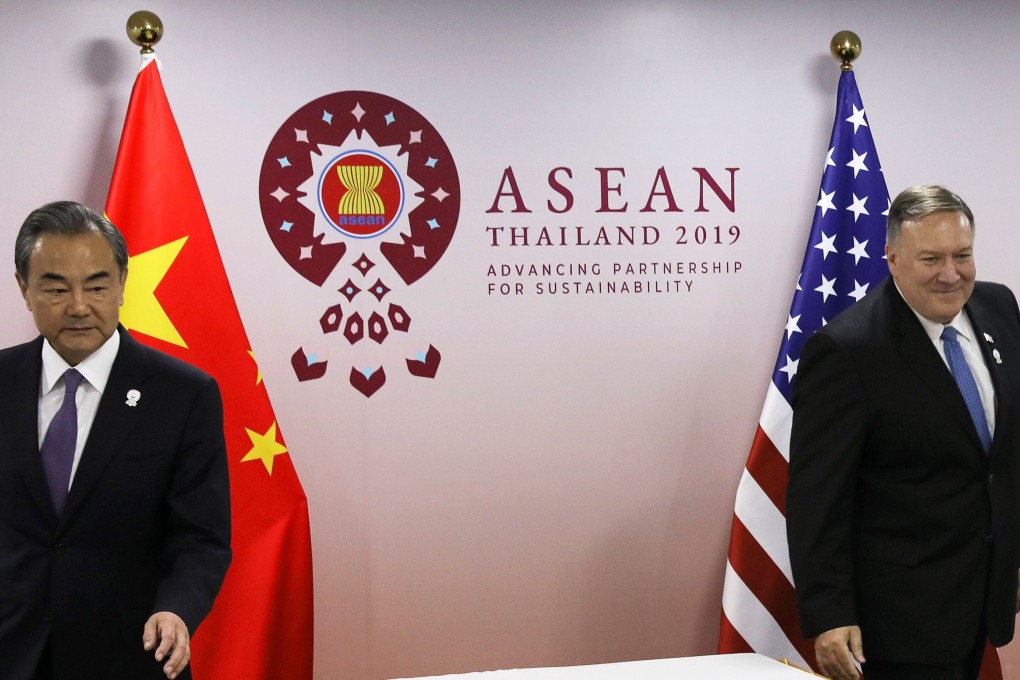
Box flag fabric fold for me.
[105,57,314,680]
[717,69,1002,680]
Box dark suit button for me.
[988,474,995,485]
[984,534,994,543]
[54,543,67,556]
[42,614,51,623]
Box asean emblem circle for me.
[259,91,460,288]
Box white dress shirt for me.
[38,331,121,490]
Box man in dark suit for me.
[787,185,1020,680]
[0,202,231,680]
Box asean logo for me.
[259,92,459,396]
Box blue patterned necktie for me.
[40,368,85,514]
[941,326,992,452]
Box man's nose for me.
[937,259,960,283]
[67,289,89,315]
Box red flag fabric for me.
[105,58,314,680]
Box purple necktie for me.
[40,368,85,515]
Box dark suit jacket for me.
[0,327,231,680]
[787,278,1020,665]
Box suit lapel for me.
[61,330,155,525]
[964,295,1008,453]
[885,281,987,455]
[4,338,60,524]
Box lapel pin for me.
[984,333,994,343]
[126,389,141,407]
[993,349,1002,365]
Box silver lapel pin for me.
[126,389,141,407]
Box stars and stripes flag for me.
[105,56,314,679]
[716,67,1004,680]
[718,69,890,669]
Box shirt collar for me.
[41,330,121,395]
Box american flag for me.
[717,69,890,669]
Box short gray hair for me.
[15,201,128,279]
[886,185,974,245]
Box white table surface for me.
[391,653,818,679]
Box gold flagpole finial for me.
[126,11,163,54]
[830,31,862,71]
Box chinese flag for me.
[105,58,314,679]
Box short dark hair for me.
[886,185,974,245]
[15,201,128,279]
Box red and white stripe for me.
[719,382,814,669]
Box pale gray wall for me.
[2,1,1019,678]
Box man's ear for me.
[118,267,127,306]
[885,243,897,274]
[15,271,31,309]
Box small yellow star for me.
[241,421,288,475]
[248,350,263,385]
[121,236,189,348]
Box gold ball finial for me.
[126,11,163,54]
[830,31,862,71]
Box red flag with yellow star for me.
[105,58,314,680]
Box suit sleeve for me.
[787,329,867,638]
[151,375,232,632]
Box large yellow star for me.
[121,237,189,348]
[241,421,288,475]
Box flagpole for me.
[830,30,861,71]
[126,10,163,54]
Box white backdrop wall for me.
[2,1,1020,678]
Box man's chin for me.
[932,305,966,324]
[54,334,103,364]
